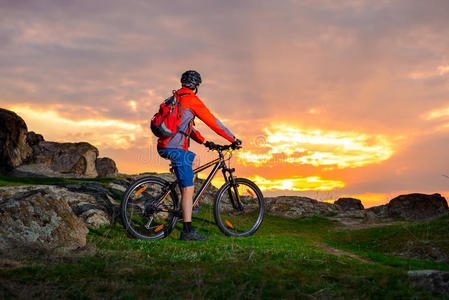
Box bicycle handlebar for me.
[204,141,241,151]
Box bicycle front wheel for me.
[214,178,264,237]
[121,176,179,240]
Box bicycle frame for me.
[156,149,238,212]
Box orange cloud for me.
[409,65,449,79]
[248,175,345,192]
[127,100,138,112]
[238,124,394,169]
[425,106,449,120]
[438,65,449,75]
[199,173,344,192]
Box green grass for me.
[326,215,449,271]
[0,178,448,298]
[1,206,448,299]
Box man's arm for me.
[191,128,205,144]
[190,97,236,143]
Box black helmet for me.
[181,70,202,90]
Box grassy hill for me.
[0,177,448,298]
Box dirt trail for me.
[328,217,408,230]
[315,243,375,264]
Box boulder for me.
[55,181,120,226]
[334,197,364,211]
[329,210,379,228]
[0,185,88,250]
[0,108,32,174]
[367,204,389,217]
[26,131,44,146]
[389,193,448,220]
[31,141,99,177]
[96,157,118,177]
[369,193,449,220]
[408,270,449,294]
[9,163,88,178]
[265,196,337,218]
[107,178,132,198]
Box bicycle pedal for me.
[192,206,201,214]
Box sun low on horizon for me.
[1,0,449,207]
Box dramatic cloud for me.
[248,175,345,192]
[238,124,394,169]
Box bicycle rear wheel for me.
[121,176,179,239]
[214,178,264,237]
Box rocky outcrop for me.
[408,270,449,294]
[26,131,44,146]
[55,182,120,227]
[16,134,120,178]
[368,193,448,220]
[31,141,99,177]
[0,185,89,250]
[1,183,116,230]
[1,109,119,178]
[334,197,364,211]
[265,196,337,218]
[96,157,118,177]
[0,108,32,174]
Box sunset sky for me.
[1,0,449,207]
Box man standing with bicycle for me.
[157,70,241,241]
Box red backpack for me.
[150,91,188,138]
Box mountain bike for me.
[120,142,265,239]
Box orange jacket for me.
[157,87,236,150]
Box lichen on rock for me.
[0,185,89,251]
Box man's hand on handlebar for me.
[204,141,217,149]
[204,139,242,151]
[231,139,242,149]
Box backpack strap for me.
[174,92,189,118]
[178,117,195,148]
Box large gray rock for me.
[265,196,337,218]
[0,108,32,174]
[55,181,120,226]
[26,131,44,147]
[9,163,89,178]
[0,184,113,230]
[408,270,449,294]
[369,193,449,220]
[96,157,118,177]
[334,197,364,211]
[0,185,89,250]
[31,141,99,177]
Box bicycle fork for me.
[222,167,244,211]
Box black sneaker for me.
[180,228,209,241]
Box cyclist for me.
[157,70,241,241]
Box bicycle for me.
[120,142,265,239]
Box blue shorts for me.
[157,148,196,187]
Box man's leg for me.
[181,186,194,222]
[180,184,208,241]
[175,150,208,241]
